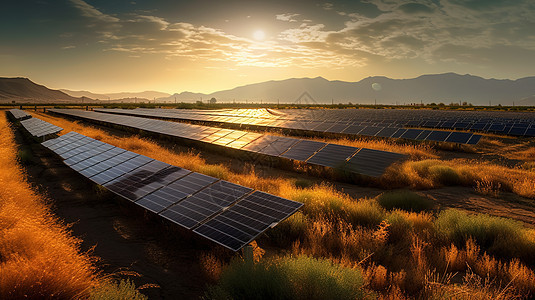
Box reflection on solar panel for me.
[8,109,31,120]
[20,117,63,138]
[43,131,303,251]
[49,109,407,178]
[344,149,406,178]
[93,108,488,143]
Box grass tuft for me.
[377,190,434,212]
[435,209,535,263]
[206,255,365,300]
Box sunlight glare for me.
[253,30,265,41]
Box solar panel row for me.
[8,109,32,120]
[42,131,303,251]
[49,109,407,177]
[94,108,484,144]
[20,117,63,138]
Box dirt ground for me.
[11,112,535,299]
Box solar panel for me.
[344,148,405,177]
[325,123,349,133]
[159,180,251,229]
[306,144,358,168]
[194,191,303,251]
[445,132,472,144]
[280,140,327,161]
[43,131,304,251]
[375,127,399,138]
[20,118,63,138]
[425,131,451,142]
[49,109,407,177]
[8,109,31,120]
[358,126,383,136]
[341,125,365,135]
[400,129,423,140]
[466,134,482,145]
[104,160,171,201]
[258,136,300,156]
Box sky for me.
[1,0,534,94]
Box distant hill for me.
[61,89,170,101]
[0,77,83,103]
[160,73,535,105]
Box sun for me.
[253,30,265,41]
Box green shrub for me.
[206,259,291,300]
[429,165,461,185]
[282,256,365,300]
[294,179,313,189]
[206,256,365,300]
[17,149,33,165]
[345,199,385,227]
[268,212,308,246]
[435,209,535,263]
[377,190,434,212]
[90,279,147,300]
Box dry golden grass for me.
[384,159,535,198]
[0,113,97,298]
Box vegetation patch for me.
[377,190,434,212]
[435,209,535,263]
[206,256,365,300]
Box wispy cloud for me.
[275,13,300,22]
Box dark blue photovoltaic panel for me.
[258,136,300,156]
[341,125,365,135]
[466,134,482,145]
[415,130,433,141]
[344,148,406,177]
[425,131,451,142]
[305,144,358,168]
[280,140,326,161]
[325,123,349,133]
[375,127,399,138]
[193,191,303,251]
[311,122,336,132]
[159,180,251,229]
[400,129,423,140]
[445,132,472,144]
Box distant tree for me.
[438,102,445,107]
[209,97,217,104]
[462,101,468,106]
[429,102,437,106]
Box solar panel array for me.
[8,109,31,120]
[94,108,484,144]
[221,108,535,138]
[42,131,303,251]
[49,109,406,177]
[20,117,63,138]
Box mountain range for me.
[1,73,535,105]
[160,73,535,106]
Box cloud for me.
[69,0,119,23]
[65,0,535,73]
[276,13,300,22]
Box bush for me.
[377,190,434,212]
[435,209,535,263]
[206,256,365,300]
[90,279,147,300]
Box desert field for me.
[2,106,535,299]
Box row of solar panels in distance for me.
[8,109,32,120]
[50,109,406,177]
[187,108,535,135]
[20,117,63,138]
[94,108,482,144]
[42,131,303,251]
[133,108,535,126]
[168,109,534,137]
